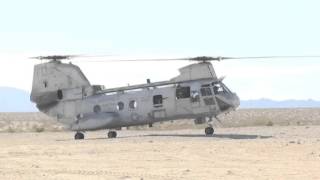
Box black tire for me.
[75,132,84,140]
[112,131,117,138]
[205,127,214,136]
[108,131,117,138]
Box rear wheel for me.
[205,127,214,136]
[108,131,117,138]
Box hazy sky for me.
[0,0,320,100]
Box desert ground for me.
[0,109,320,180]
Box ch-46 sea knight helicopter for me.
[30,55,319,140]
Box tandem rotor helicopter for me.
[30,55,319,140]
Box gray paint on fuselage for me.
[60,80,221,130]
[30,60,240,132]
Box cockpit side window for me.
[176,86,190,99]
[200,84,212,96]
[212,82,226,94]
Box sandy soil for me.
[0,126,320,180]
[1,108,320,132]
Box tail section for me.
[30,61,90,111]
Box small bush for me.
[266,121,274,126]
[7,126,15,133]
[35,127,45,133]
[32,125,45,133]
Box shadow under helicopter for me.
[145,133,272,139]
[57,133,272,141]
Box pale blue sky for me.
[0,0,319,100]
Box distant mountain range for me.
[0,87,320,112]
[240,98,320,108]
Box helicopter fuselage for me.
[30,60,239,131]
[59,80,239,131]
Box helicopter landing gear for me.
[75,132,84,140]
[108,131,117,138]
[204,117,215,136]
[205,126,214,136]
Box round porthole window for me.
[93,105,101,113]
[129,100,137,109]
[117,102,124,111]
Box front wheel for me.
[75,132,84,140]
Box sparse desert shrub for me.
[250,118,270,127]
[7,126,15,133]
[35,127,45,132]
[0,109,319,132]
[32,125,45,133]
[0,121,5,128]
[266,121,274,126]
[50,125,65,132]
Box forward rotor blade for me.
[30,54,115,61]
[30,55,81,60]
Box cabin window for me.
[117,102,124,111]
[200,86,212,96]
[176,86,190,99]
[57,89,63,100]
[93,105,101,113]
[153,95,163,107]
[129,100,137,109]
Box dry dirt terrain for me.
[1,108,320,132]
[0,126,320,180]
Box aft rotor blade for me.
[79,55,320,62]
[220,55,320,60]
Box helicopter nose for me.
[215,93,240,112]
[232,94,240,109]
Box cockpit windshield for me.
[199,82,232,96]
[212,82,231,94]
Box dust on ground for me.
[0,126,320,180]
